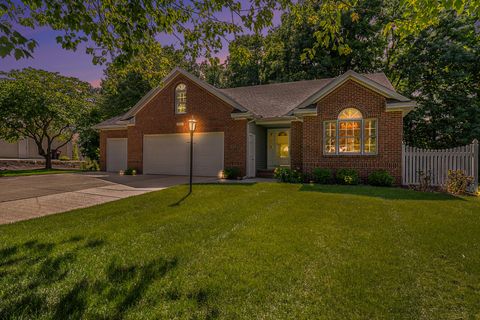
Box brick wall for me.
[111,74,247,175]
[99,129,128,171]
[290,120,303,170]
[302,80,403,184]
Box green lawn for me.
[1,183,479,319]
[0,168,79,177]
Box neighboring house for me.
[0,137,75,159]
[94,68,415,182]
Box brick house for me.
[94,68,415,182]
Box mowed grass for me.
[0,168,79,177]
[1,183,480,319]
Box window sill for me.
[323,153,378,157]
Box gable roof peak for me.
[120,67,247,120]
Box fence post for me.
[473,139,479,192]
[401,143,405,185]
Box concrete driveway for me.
[0,173,217,224]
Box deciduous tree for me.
[397,14,480,148]
[0,68,95,168]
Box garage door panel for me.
[143,133,224,176]
[106,138,127,172]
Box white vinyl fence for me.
[402,140,479,190]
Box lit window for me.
[324,108,377,155]
[276,131,289,158]
[338,108,362,119]
[324,121,336,153]
[364,119,377,153]
[175,83,187,114]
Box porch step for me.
[256,169,275,178]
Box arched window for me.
[324,108,377,155]
[175,83,187,114]
[338,108,362,119]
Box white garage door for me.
[106,138,128,172]
[143,132,224,176]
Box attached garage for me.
[106,138,128,172]
[143,132,224,176]
[0,140,19,158]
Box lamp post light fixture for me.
[188,117,197,193]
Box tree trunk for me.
[45,154,52,169]
[45,143,52,169]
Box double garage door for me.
[107,133,224,176]
[143,132,224,176]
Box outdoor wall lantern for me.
[188,117,197,193]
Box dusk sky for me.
[1,6,282,88]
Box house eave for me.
[386,101,417,116]
[255,116,299,125]
[93,124,128,130]
[231,112,254,120]
[292,109,318,117]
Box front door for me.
[247,133,256,177]
[267,129,290,169]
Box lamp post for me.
[188,117,197,193]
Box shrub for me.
[368,170,394,187]
[124,168,137,176]
[446,170,474,195]
[274,167,304,183]
[312,168,333,184]
[336,168,360,185]
[80,158,100,171]
[58,155,70,161]
[414,170,432,192]
[223,167,241,180]
[72,144,80,161]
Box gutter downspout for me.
[244,119,256,179]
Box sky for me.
[1,4,282,88]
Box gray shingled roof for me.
[95,72,397,128]
[219,73,395,118]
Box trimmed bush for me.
[80,158,100,171]
[336,168,360,185]
[446,170,474,195]
[312,168,333,184]
[58,155,70,161]
[223,167,241,180]
[274,167,304,183]
[124,168,137,176]
[368,170,394,187]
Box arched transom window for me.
[175,83,187,114]
[324,108,377,155]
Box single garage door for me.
[106,138,128,172]
[143,132,224,176]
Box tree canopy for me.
[0,68,95,168]
[100,43,197,118]
[399,14,480,149]
[1,0,478,64]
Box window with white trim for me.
[324,108,377,155]
[175,83,187,114]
